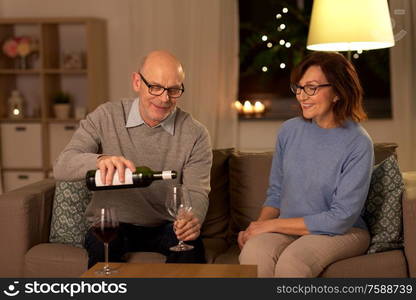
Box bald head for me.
[132,50,185,127]
[139,50,185,82]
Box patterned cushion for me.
[363,155,404,254]
[49,181,92,247]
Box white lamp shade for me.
[307,0,395,51]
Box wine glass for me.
[91,207,119,275]
[165,184,194,251]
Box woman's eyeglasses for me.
[290,83,332,96]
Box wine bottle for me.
[85,166,177,191]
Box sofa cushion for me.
[201,149,233,239]
[25,243,88,277]
[373,143,398,165]
[49,181,92,247]
[203,237,230,263]
[364,155,405,254]
[214,244,240,264]
[402,173,416,277]
[321,250,407,278]
[228,151,273,243]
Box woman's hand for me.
[238,220,274,249]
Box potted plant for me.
[53,91,72,119]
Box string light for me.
[357,49,363,54]
[256,6,291,76]
[353,53,359,59]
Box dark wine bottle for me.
[86,166,177,191]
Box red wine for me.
[92,223,118,243]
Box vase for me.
[15,56,27,69]
[53,104,71,119]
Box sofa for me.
[0,143,415,278]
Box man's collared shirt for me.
[125,97,176,135]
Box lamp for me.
[307,0,395,56]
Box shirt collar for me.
[125,97,176,135]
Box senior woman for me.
[238,51,374,277]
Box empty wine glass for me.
[91,207,119,275]
[165,184,194,251]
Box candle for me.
[13,108,21,116]
[253,101,265,114]
[243,101,254,114]
[233,100,243,113]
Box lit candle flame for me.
[254,101,265,113]
[243,101,254,114]
[233,101,243,112]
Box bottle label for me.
[162,170,174,180]
[95,169,133,186]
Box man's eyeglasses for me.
[290,83,332,96]
[139,73,185,98]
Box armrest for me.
[0,178,56,277]
[402,171,416,278]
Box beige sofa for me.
[0,143,415,277]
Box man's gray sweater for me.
[53,99,212,226]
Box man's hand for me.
[174,211,201,241]
[96,155,136,185]
[238,220,274,249]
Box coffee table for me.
[81,263,257,278]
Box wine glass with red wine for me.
[91,207,119,275]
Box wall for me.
[1,0,413,171]
[238,0,416,172]
[0,0,239,149]
[0,0,135,101]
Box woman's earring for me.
[333,98,339,103]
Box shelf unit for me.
[0,18,108,193]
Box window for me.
[238,0,392,120]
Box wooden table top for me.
[81,263,257,278]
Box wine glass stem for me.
[104,242,109,272]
